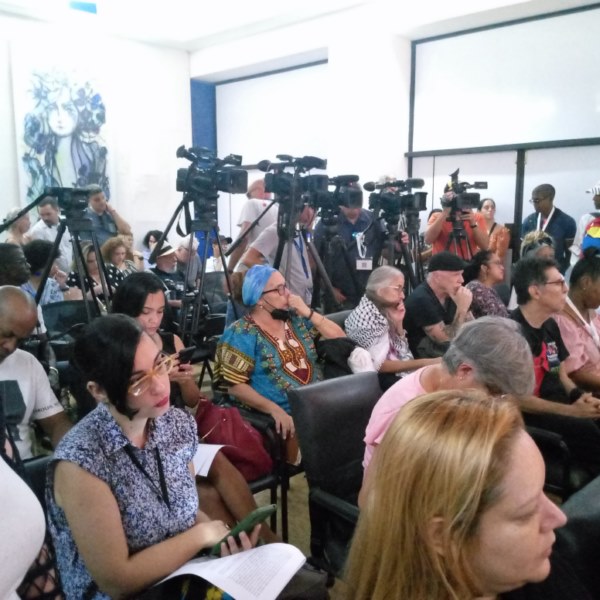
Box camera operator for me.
[237,204,315,306]
[313,182,385,309]
[424,189,489,259]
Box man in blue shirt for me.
[80,184,131,247]
[313,185,385,309]
[521,183,576,273]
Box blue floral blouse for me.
[46,403,198,599]
[215,314,322,414]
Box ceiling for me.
[0,0,597,51]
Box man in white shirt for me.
[0,286,71,458]
[227,179,277,271]
[25,195,72,272]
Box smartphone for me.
[177,346,196,363]
[210,504,277,555]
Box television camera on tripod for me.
[149,145,247,353]
[437,168,488,260]
[363,177,428,294]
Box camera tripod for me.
[396,211,425,293]
[314,214,367,313]
[445,212,475,260]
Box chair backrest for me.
[202,271,229,314]
[324,309,352,332]
[42,300,99,337]
[556,474,600,598]
[288,372,382,503]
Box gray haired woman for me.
[345,266,440,390]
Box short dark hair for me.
[571,247,600,288]
[84,184,103,195]
[111,271,166,318]
[38,196,59,210]
[532,183,556,201]
[72,314,143,418]
[23,239,59,273]
[513,256,559,305]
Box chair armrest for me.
[310,488,360,525]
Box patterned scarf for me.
[345,296,413,368]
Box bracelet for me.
[568,387,584,403]
[307,309,314,320]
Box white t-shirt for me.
[237,198,277,245]
[0,454,45,599]
[0,349,64,459]
[250,223,313,305]
[27,218,73,273]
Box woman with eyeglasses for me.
[111,272,279,543]
[463,249,509,318]
[345,266,440,391]
[46,315,259,599]
[215,264,345,440]
[111,271,202,409]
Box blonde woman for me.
[347,390,587,600]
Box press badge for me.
[356,259,373,270]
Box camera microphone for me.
[296,156,327,170]
[363,178,425,192]
[330,175,359,186]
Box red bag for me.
[195,402,273,482]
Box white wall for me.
[0,14,192,246]
[413,7,600,150]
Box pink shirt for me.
[554,311,600,376]
[363,367,427,472]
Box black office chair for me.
[555,474,600,598]
[527,425,596,501]
[324,309,352,332]
[288,371,383,577]
[201,271,229,315]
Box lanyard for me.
[293,235,310,279]
[124,445,171,509]
[536,206,555,232]
[565,296,600,348]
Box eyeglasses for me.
[529,197,545,204]
[383,285,404,293]
[543,278,567,288]
[128,353,176,397]
[262,283,288,296]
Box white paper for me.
[159,543,305,600]
[192,444,223,477]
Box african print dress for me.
[215,314,322,414]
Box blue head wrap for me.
[242,265,277,306]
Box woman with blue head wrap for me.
[215,265,345,439]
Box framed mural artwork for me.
[10,41,111,204]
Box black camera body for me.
[364,179,428,223]
[443,169,488,212]
[45,187,89,215]
[176,146,247,196]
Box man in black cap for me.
[403,251,473,357]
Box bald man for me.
[0,286,71,458]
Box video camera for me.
[45,187,89,215]
[258,155,328,197]
[441,169,488,211]
[176,145,248,196]
[363,178,428,220]
[305,174,362,227]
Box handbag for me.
[195,402,273,482]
